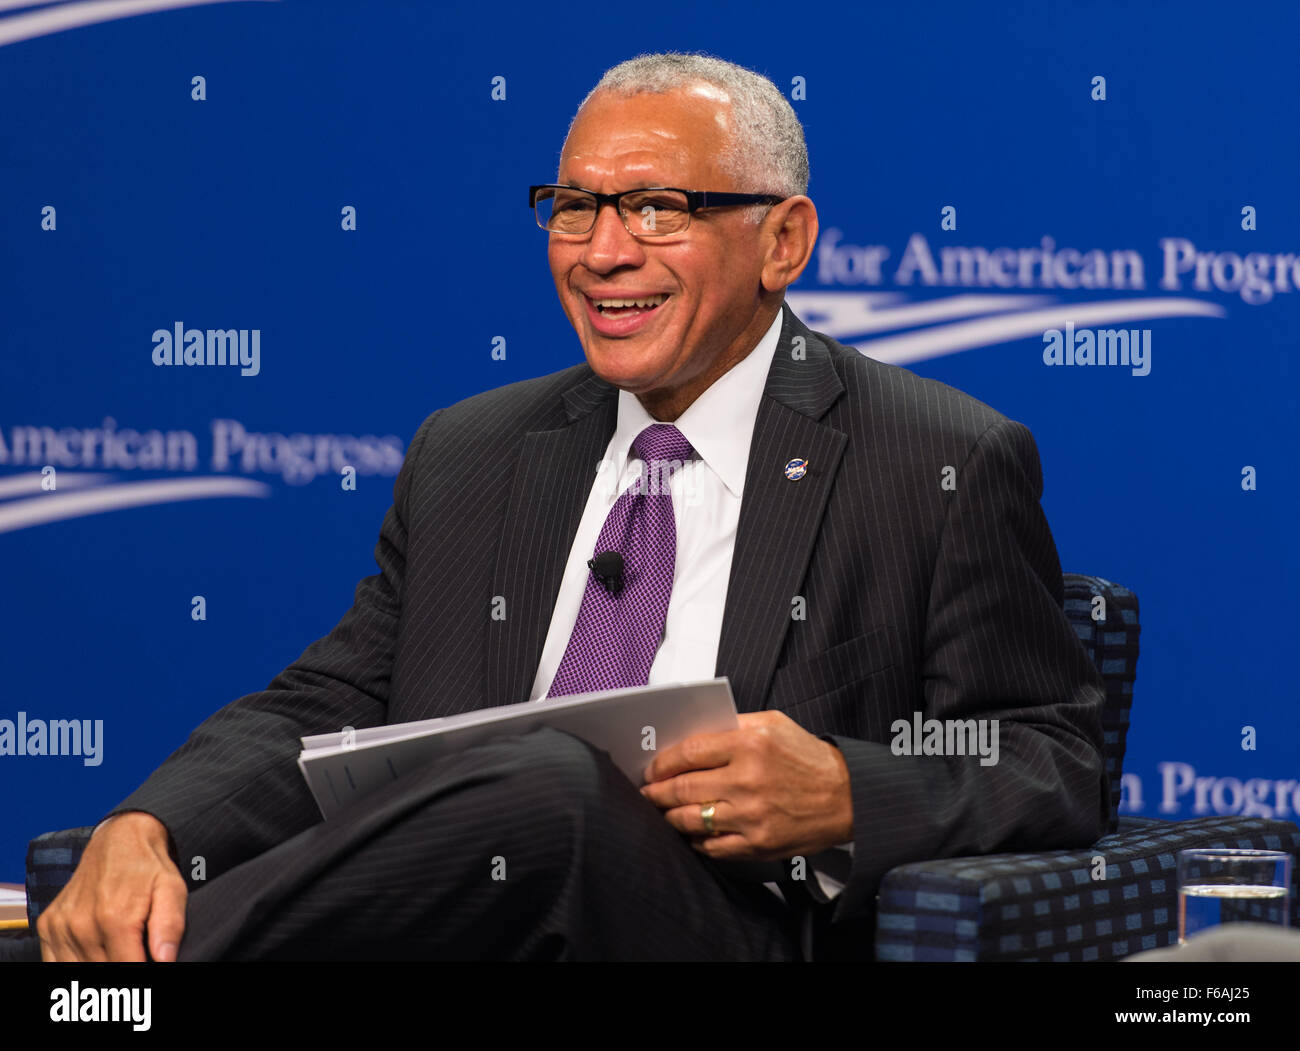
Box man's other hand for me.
[638,710,854,860]
[36,811,188,962]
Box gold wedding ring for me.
[700,802,717,836]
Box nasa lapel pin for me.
[784,457,808,481]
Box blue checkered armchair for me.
[24,574,1300,959]
[871,574,1300,960]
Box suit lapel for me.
[483,371,617,708]
[715,310,848,714]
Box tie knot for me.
[631,424,696,483]
[632,423,694,472]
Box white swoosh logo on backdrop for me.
[0,470,107,499]
[0,0,276,48]
[0,474,270,534]
[786,292,1227,366]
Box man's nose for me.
[581,200,644,270]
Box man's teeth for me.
[592,294,667,311]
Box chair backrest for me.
[1062,573,1140,835]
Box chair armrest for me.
[875,816,1300,961]
[25,826,96,929]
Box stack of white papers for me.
[297,678,738,821]
[0,884,27,926]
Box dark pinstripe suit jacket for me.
[109,306,1109,928]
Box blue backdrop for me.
[2,0,1296,877]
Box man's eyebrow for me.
[556,180,678,192]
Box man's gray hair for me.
[565,52,809,223]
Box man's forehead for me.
[559,87,734,185]
[560,144,695,185]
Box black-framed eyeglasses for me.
[528,184,786,237]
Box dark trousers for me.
[176,727,805,961]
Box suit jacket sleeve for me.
[821,418,1110,922]
[99,410,441,886]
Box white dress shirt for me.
[528,305,854,903]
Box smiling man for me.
[27,52,1107,964]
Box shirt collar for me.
[609,305,784,498]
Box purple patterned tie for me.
[546,423,695,697]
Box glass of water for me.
[1177,848,1292,944]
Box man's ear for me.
[760,196,819,293]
